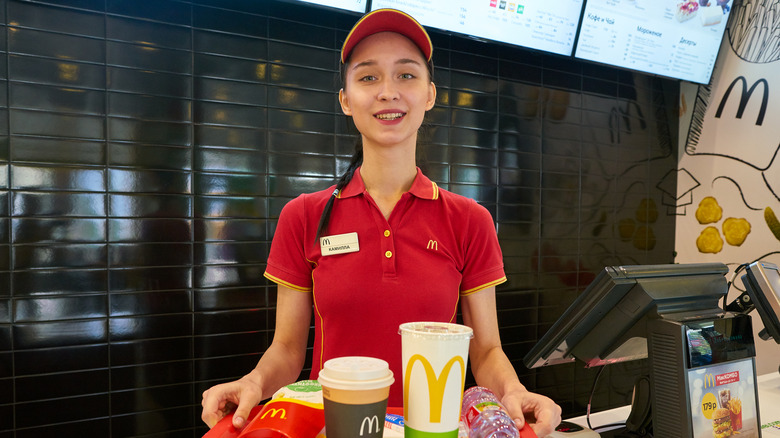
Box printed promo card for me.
[687,358,760,438]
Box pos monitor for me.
[739,261,780,343]
[524,263,763,438]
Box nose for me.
[377,78,399,101]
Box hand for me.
[201,375,264,429]
[501,389,562,438]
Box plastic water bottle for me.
[458,420,469,438]
[461,386,519,438]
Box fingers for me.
[201,387,238,429]
[530,423,553,438]
[503,391,562,437]
[528,399,562,438]
[201,389,223,428]
[201,410,222,428]
[232,381,264,428]
[202,414,219,429]
[530,418,559,438]
[500,394,526,430]
[232,399,255,429]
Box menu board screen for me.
[293,0,366,13]
[371,0,585,56]
[574,0,733,83]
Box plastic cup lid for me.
[318,356,394,390]
[398,321,474,340]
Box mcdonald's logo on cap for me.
[704,374,716,389]
[403,354,466,423]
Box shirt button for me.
[385,251,392,258]
[384,230,391,237]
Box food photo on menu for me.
[674,0,731,26]
[687,359,760,438]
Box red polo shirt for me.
[264,168,506,406]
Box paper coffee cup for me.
[317,356,394,438]
[400,322,473,437]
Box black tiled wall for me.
[0,0,678,436]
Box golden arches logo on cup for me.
[360,415,381,435]
[403,354,466,423]
[399,322,473,437]
[317,356,394,438]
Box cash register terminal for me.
[524,262,780,438]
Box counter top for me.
[566,372,780,434]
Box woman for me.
[201,8,562,436]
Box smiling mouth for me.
[375,112,405,120]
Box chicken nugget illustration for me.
[696,226,723,253]
[722,217,751,246]
[636,198,658,223]
[633,225,656,250]
[695,196,722,224]
[618,218,636,241]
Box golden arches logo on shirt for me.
[403,353,466,423]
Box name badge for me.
[320,232,359,256]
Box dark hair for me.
[314,137,363,245]
[314,50,435,245]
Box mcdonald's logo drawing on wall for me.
[360,415,380,436]
[714,76,769,126]
[403,354,466,423]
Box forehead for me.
[348,31,426,65]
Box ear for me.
[339,88,352,116]
[425,82,437,111]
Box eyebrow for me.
[350,58,423,72]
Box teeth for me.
[375,113,404,120]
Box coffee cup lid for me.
[398,322,474,340]
[318,356,394,390]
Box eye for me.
[400,73,415,79]
[359,75,377,82]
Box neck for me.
[359,140,418,198]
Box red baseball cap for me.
[341,8,432,64]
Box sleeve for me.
[459,200,507,295]
[264,195,315,292]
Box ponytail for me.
[315,140,363,245]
